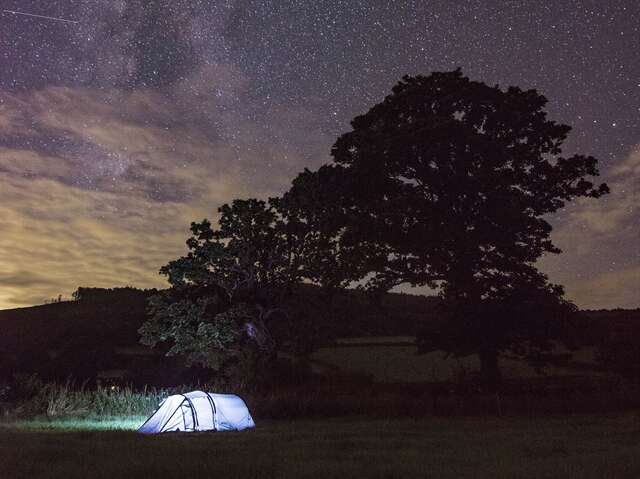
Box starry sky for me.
[0,0,638,310]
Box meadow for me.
[2,413,640,478]
[311,337,601,383]
[1,337,636,478]
[0,338,626,421]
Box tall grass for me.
[5,374,640,421]
[8,381,168,418]
[44,381,91,417]
[91,385,166,416]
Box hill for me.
[1,285,637,386]
[0,287,183,385]
[0,286,439,384]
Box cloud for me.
[0,85,271,200]
[0,173,191,308]
[0,88,224,308]
[0,68,331,309]
[572,148,639,235]
[569,267,640,310]
[548,146,639,249]
[539,145,640,309]
[0,82,635,310]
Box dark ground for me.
[2,413,640,478]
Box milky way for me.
[0,0,638,309]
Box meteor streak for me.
[3,9,79,24]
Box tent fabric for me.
[138,391,255,434]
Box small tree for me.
[139,199,307,380]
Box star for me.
[0,0,638,309]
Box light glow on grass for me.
[1,416,147,431]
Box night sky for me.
[0,1,638,310]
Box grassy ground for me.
[0,416,148,431]
[2,413,640,478]
[312,338,600,382]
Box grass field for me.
[312,337,600,382]
[2,413,640,478]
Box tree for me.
[286,69,608,387]
[278,170,389,295]
[417,269,578,389]
[139,199,308,380]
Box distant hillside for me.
[1,285,636,384]
[0,285,440,384]
[577,308,640,345]
[0,287,155,345]
[0,287,169,384]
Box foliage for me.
[142,293,239,370]
[285,69,608,385]
[278,171,386,292]
[139,199,318,379]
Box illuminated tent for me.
[138,391,255,434]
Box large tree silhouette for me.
[286,69,608,387]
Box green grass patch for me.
[311,339,600,382]
[1,415,148,431]
[2,414,640,478]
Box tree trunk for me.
[479,349,502,392]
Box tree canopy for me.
[141,69,608,388]
[285,69,608,385]
[139,199,304,375]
